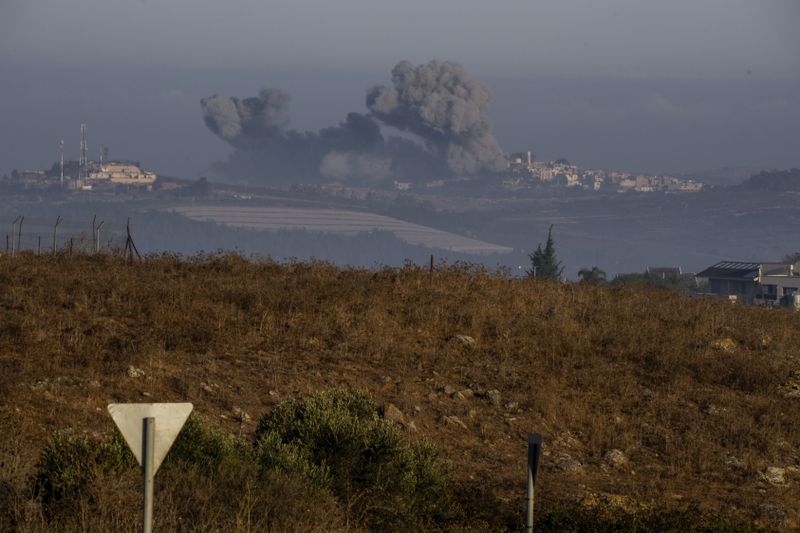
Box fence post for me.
[17,216,23,254]
[52,216,62,255]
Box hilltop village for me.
[502,151,704,193]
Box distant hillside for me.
[739,168,800,192]
[1,254,799,530]
[679,165,770,187]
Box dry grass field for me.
[1,252,799,531]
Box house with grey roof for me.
[697,260,800,308]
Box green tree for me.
[578,266,606,283]
[528,225,563,280]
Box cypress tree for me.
[527,225,563,280]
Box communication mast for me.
[79,123,88,180]
[59,139,64,187]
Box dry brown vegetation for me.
[1,252,799,531]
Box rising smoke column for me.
[200,60,507,184]
[201,89,291,148]
[201,90,390,183]
[366,60,507,175]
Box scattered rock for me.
[427,392,438,401]
[383,403,405,424]
[504,401,519,411]
[139,391,151,397]
[725,456,746,472]
[556,458,583,473]
[704,404,724,416]
[443,385,457,396]
[440,415,468,430]
[601,493,638,512]
[580,493,600,508]
[449,334,476,347]
[467,409,478,419]
[233,407,251,424]
[581,492,638,512]
[200,382,216,394]
[762,467,787,486]
[778,371,800,398]
[711,338,737,353]
[759,335,772,349]
[604,449,629,468]
[268,390,279,397]
[459,388,474,399]
[126,366,145,378]
[403,420,418,433]
[31,379,49,391]
[485,389,501,406]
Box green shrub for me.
[255,431,330,487]
[255,388,457,530]
[32,430,135,517]
[164,413,250,467]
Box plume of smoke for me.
[320,151,393,183]
[201,89,291,148]
[367,60,507,175]
[201,60,507,184]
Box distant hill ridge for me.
[739,168,800,192]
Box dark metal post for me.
[52,216,62,255]
[91,215,97,254]
[17,216,23,254]
[10,217,20,256]
[527,433,542,533]
[142,417,155,533]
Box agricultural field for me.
[172,205,514,256]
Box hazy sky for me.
[1,0,798,177]
[2,0,798,78]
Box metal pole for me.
[142,417,155,533]
[10,217,20,256]
[526,433,542,533]
[96,221,104,253]
[53,216,62,255]
[17,216,23,254]
[91,215,97,254]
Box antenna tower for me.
[79,123,88,180]
[59,139,64,187]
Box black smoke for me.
[201,60,507,185]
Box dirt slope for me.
[1,253,798,529]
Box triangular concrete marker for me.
[108,403,193,473]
